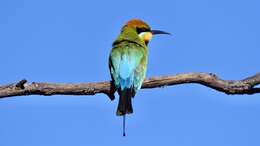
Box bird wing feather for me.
[109,45,143,90]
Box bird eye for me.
[136,27,150,34]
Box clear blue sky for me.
[0,0,260,145]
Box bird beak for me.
[151,30,171,35]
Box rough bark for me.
[0,72,259,100]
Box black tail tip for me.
[123,132,126,136]
[116,109,133,116]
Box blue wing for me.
[109,46,143,90]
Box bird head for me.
[121,19,170,45]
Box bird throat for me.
[145,40,149,45]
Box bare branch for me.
[0,72,259,99]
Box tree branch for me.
[0,72,260,100]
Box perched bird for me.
[109,19,170,136]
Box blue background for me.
[0,0,260,145]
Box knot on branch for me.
[15,79,27,89]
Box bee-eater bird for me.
[109,19,170,136]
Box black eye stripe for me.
[136,27,150,34]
